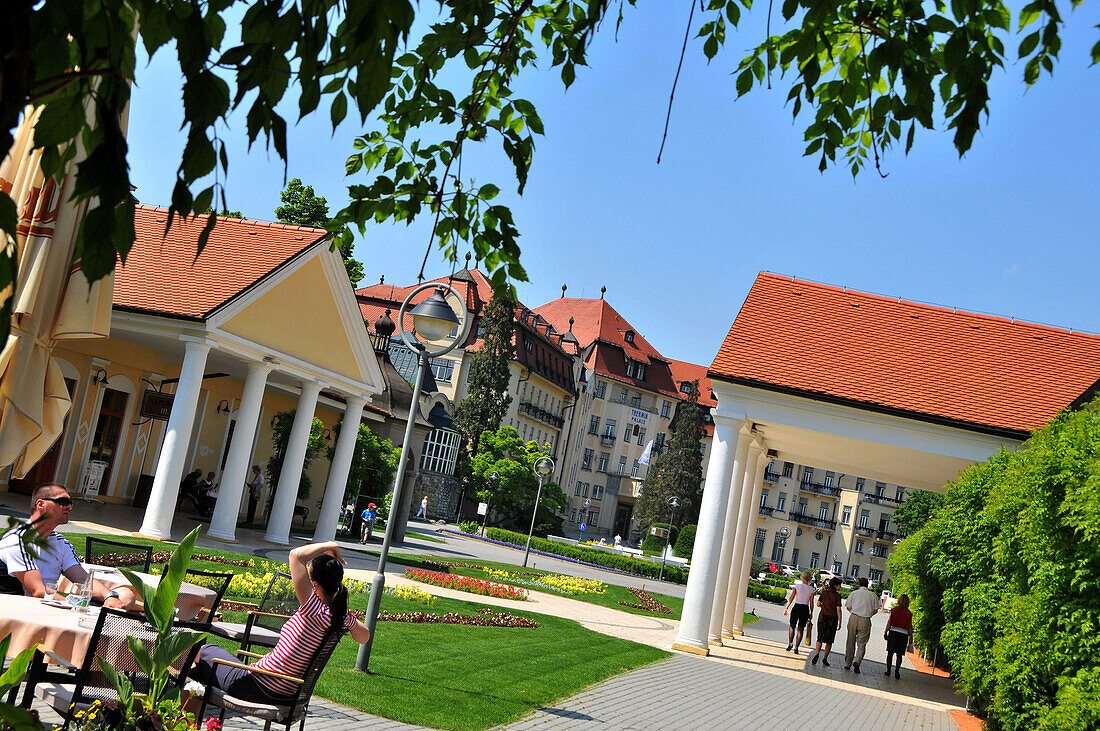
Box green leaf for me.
[128,635,153,676]
[153,631,206,679]
[1092,37,1100,65]
[1018,30,1040,58]
[736,67,754,96]
[0,643,37,695]
[331,92,348,128]
[0,703,40,731]
[561,62,575,87]
[479,183,500,200]
[97,656,134,708]
[704,36,719,61]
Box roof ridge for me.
[759,271,1100,341]
[134,203,330,235]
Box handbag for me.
[907,636,915,653]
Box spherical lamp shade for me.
[410,288,460,342]
[534,457,555,478]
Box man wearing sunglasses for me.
[0,483,135,609]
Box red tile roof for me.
[667,358,718,408]
[710,273,1100,436]
[356,269,496,348]
[114,205,326,319]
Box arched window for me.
[420,429,460,475]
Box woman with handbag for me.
[883,593,914,679]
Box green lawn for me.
[62,531,671,730]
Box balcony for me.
[518,401,565,429]
[600,434,616,446]
[875,529,898,542]
[763,469,782,483]
[862,493,901,506]
[788,512,837,531]
[799,480,841,497]
[759,505,779,517]
[855,525,875,537]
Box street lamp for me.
[356,283,471,673]
[481,471,499,536]
[523,456,555,567]
[659,495,681,582]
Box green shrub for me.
[641,523,677,555]
[889,401,1100,729]
[484,527,688,584]
[747,583,786,603]
[458,520,480,534]
[673,524,697,560]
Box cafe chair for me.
[196,625,343,731]
[34,608,204,730]
[183,568,234,625]
[208,571,291,648]
[84,537,154,573]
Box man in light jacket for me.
[843,577,880,673]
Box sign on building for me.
[140,390,174,420]
[628,408,648,426]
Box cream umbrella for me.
[0,105,113,477]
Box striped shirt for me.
[253,590,353,697]
[0,524,81,590]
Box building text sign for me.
[140,390,174,421]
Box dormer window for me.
[624,358,647,382]
[679,382,692,394]
[624,330,635,344]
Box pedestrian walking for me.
[843,577,879,673]
[811,577,843,667]
[415,495,429,520]
[360,503,377,543]
[783,571,816,654]
[883,593,914,679]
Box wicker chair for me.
[197,625,344,731]
[208,571,292,648]
[33,608,203,730]
[183,568,234,625]
[84,537,154,573]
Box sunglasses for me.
[42,496,74,507]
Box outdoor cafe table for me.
[57,564,218,621]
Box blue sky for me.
[126,5,1100,368]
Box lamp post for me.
[658,495,681,582]
[356,283,471,673]
[481,471,499,536]
[523,456,555,567]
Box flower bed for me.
[350,607,539,628]
[617,587,671,614]
[404,567,528,601]
[385,583,435,606]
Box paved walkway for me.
[2,498,965,730]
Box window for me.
[810,552,820,569]
[855,539,865,554]
[594,380,606,399]
[759,489,769,508]
[582,484,589,497]
[856,477,866,492]
[824,471,835,487]
[428,357,454,383]
[524,338,533,352]
[655,432,666,449]
[797,498,808,516]
[851,565,860,578]
[753,528,767,557]
[818,502,829,520]
[597,452,609,472]
[771,533,785,562]
[661,400,671,418]
[570,509,577,522]
[859,509,870,528]
[521,424,528,440]
[617,457,627,475]
[625,359,635,378]
[617,387,628,403]
[679,382,691,394]
[841,506,852,524]
[869,569,884,583]
[783,461,794,477]
[637,428,646,446]
[419,429,461,475]
[880,514,891,531]
[582,449,593,470]
[791,548,800,566]
[876,481,886,497]
[776,492,787,511]
[896,486,905,502]
[604,419,617,437]
[636,364,646,381]
[802,467,814,484]
[574,482,582,496]
[592,484,603,499]
[624,330,635,343]
[578,509,586,523]
[832,560,843,574]
[588,508,599,525]
[588,415,600,434]
[631,460,640,478]
[629,393,641,407]
[624,425,632,441]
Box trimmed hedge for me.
[673,525,697,560]
[747,583,786,603]
[641,523,677,555]
[483,527,688,584]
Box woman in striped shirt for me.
[192,541,371,703]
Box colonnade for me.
[673,414,770,655]
[137,337,370,545]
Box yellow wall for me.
[221,258,363,382]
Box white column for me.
[264,381,322,545]
[671,415,748,656]
[207,362,271,541]
[707,430,752,644]
[314,396,367,542]
[723,443,765,634]
[729,455,769,634]
[138,341,211,539]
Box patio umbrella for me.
[0,105,114,477]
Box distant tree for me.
[266,410,326,502]
[327,420,401,503]
[468,425,565,535]
[891,489,945,535]
[453,295,514,456]
[274,178,364,285]
[199,206,244,218]
[636,381,706,529]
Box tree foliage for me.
[453,295,515,455]
[468,425,565,536]
[636,381,706,530]
[888,401,1100,728]
[5,0,1093,336]
[327,419,401,502]
[266,409,326,501]
[275,178,364,285]
[891,488,945,535]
